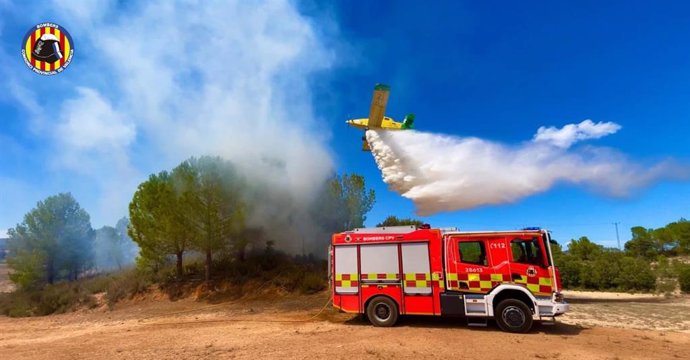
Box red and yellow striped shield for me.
[21,23,74,75]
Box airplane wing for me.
[367,84,390,128]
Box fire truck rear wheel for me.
[495,299,533,333]
[366,296,398,327]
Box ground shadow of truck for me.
[343,314,584,335]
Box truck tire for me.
[366,296,399,327]
[495,299,533,333]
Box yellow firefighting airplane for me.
[346,83,415,151]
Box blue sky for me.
[1,1,689,248]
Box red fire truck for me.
[329,225,569,333]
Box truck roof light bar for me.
[352,225,417,234]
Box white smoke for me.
[367,121,688,216]
[2,1,337,254]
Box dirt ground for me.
[562,290,690,333]
[1,288,689,360]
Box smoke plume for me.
[367,120,687,216]
[3,1,337,254]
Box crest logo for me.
[21,23,74,75]
[526,267,537,277]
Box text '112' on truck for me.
[329,225,569,333]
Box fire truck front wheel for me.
[366,296,399,327]
[495,299,533,333]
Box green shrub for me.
[84,274,116,294]
[105,269,151,306]
[616,256,656,291]
[0,268,152,317]
[654,255,677,278]
[7,300,33,317]
[300,272,326,294]
[36,284,94,314]
[589,252,623,290]
[0,291,33,317]
[678,265,690,293]
[671,259,688,277]
[557,249,656,292]
[656,278,677,295]
[0,280,96,317]
[555,254,582,288]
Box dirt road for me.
[1,291,689,360]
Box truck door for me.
[359,244,402,312]
[507,236,553,296]
[401,242,435,315]
[333,245,360,312]
[446,237,495,293]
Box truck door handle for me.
[511,273,522,281]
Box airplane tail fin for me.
[401,113,415,129]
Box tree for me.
[625,227,659,259]
[342,174,376,229]
[184,156,245,283]
[115,217,139,265]
[652,227,678,256]
[567,236,603,261]
[7,193,93,288]
[94,220,138,271]
[624,219,690,258]
[94,226,122,271]
[129,171,191,278]
[129,157,247,282]
[376,216,424,227]
[665,219,690,255]
[315,174,375,232]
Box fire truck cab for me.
[330,226,569,333]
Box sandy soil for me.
[1,290,689,360]
[0,263,15,293]
[562,290,690,333]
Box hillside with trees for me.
[128,156,376,283]
[0,157,377,316]
[625,219,690,258]
[554,222,690,293]
[2,159,689,316]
